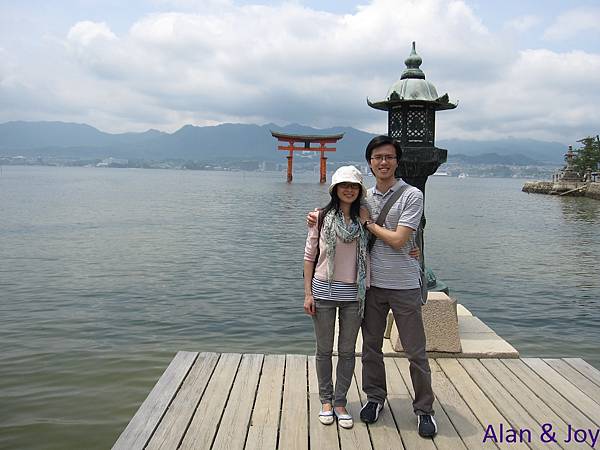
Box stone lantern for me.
[561,146,581,181]
[367,42,456,193]
[367,42,456,292]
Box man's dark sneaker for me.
[360,401,383,423]
[418,414,438,438]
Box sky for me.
[1,0,599,144]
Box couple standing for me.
[303,135,437,438]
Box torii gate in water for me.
[271,131,344,183]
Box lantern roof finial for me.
[401,42,425,80]
[366,42,457,112]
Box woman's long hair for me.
[321,185,362,223]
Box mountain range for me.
[0,121,567,165]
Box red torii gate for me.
[271,131,344,183]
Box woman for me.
[303,165,370,429]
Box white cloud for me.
[0,47,20,88]
[59,1,500,130]
[439,48,600,141]
[1,0,600,142]
[65,21,128,79]
[67,21,117,46]
[505,15,541,33]
[543,6,600,41]
[151,0,234,10]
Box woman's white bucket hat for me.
[329,165,367,198]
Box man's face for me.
[368,144,398,182]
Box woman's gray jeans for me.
[312,300,362,407]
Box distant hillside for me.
[0,121,566,164]
[448,152,542,165]
[439,138,566,164]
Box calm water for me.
[1,166,599,450]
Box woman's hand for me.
[306,209,319,227]
[304,294,316,316]
[359,206,371,223]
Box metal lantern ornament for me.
[368,42,457,293]
[367,42,456,193]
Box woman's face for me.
[336,182,361,205]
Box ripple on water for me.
[0,169,598,450]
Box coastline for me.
[522,180,600,200]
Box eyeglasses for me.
[338,182,361,190]
[370,155,397,162]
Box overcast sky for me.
[1,0,599,144]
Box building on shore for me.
[523,145,600,199]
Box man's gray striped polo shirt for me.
[364,179,423,290]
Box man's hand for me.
[304,294,316,316]
[306,209,319,227]
[359,206,371,223]
[409,246,421,259]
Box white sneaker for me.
[318,408,334,425]
[334,408,353,429]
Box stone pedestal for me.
[587,182,600,200]
[390,291,462,353]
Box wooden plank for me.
[523,358,600,427]
[245,354,285,450]
[146,352,220,450]
[395,358,467,450]
[179,353,242,450]
[428,360,498,450]
[481,359,574,448]
[563,358,600,388]
[545,359,600,405]
[437,359,528,450]
[502,359,598,440]
[112,351,198,450]
[354,359,412,450]
[387,362,434,450]
[338,358,372,450]
[278,354,308,450]
[459,359,561,450]
[307,356,339,450]
[212,354,264,450]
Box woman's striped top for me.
[311,277,358,302]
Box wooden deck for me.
[113,353,600,450]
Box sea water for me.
[0,166,598,450]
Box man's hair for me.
[365,135,402,162]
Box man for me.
[359,135,436,438]
[308,135,437,438]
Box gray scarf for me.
[322,209,368,317]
